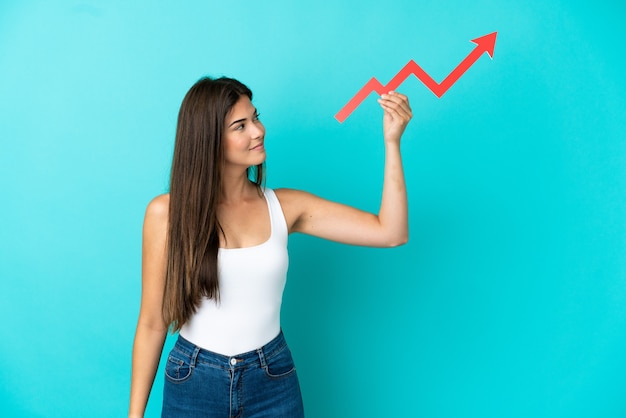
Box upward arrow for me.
[335,32,498,123]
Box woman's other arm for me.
[129,195,169,418]
[277,91,412,247]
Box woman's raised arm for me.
[276,91,412,247]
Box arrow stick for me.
[335,32,498,123]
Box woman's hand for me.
[378,91,412,145]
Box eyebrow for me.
[228,118,246,128]
[228,108,258,128]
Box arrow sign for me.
[335,32,498,123]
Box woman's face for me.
[223,95,266,169]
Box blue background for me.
[1,1,625,417]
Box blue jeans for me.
[162,331,304,417]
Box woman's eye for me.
[254,113,261,121]
[235,124,244,130]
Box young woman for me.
[129,76,412,417]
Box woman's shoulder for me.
[273,188,309,208]
[144,193,170,223]
[273,188,311,201]
[272,188,318,228]
[140,194,169,246]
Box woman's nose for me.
[251,121,265,138]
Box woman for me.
[129,76,412,417]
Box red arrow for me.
[335,32,498,123]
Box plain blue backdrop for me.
[1,1,625,417]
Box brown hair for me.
[163,76,263,332]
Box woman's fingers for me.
[378,91,412,122]
[377,91,412,142]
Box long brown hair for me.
[163,76,264,332]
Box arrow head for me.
[471,32,498,58]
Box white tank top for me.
[179,188,289,356]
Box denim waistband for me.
[173,330,287,369]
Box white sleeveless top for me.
[179,189,289,356]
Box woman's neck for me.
[220,169,256,204]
